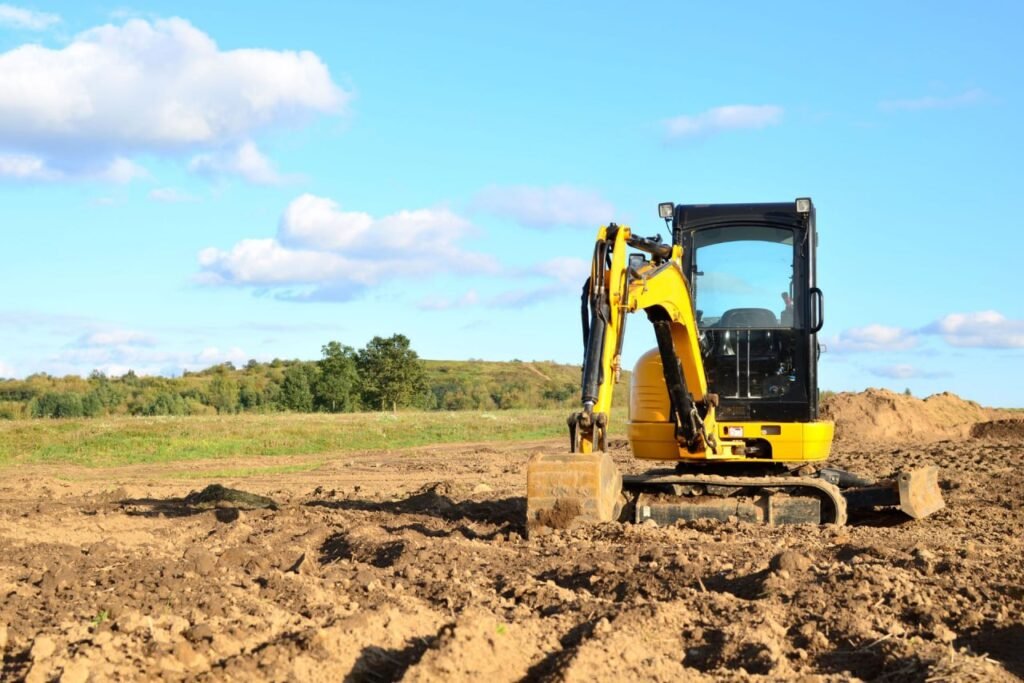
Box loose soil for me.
[1,392,1022,681]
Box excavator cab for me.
[679,202,822,425]
[627,200,832,464]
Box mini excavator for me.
[527,199,944,529]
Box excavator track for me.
[624,472,848,526]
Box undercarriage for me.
[526,452,944,531]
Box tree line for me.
[0,334,600,420]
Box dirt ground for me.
[1,392,1022,681]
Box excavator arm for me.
[569,224,734,457]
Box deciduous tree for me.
[357,334,427,411]
[280,363,315,412]
[315,341,360,412]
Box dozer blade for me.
[837,465,945,520]
[897,465,944,519]
[526,452,623,533]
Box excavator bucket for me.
[526,452,623,533]
[897,465,945,519]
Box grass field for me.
[0,409,629,469]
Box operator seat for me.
[718,308,779,327]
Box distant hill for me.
[423,359,630,412]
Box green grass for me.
[0,409,628,469]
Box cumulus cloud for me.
[921,310,1024,348]
[664,104,783,140]
[474,185,615,229]
[828,324,919,353]
[0,4,59,30]
[188,140,286,184]
[198,194,499,301]
[0,17,346,181]
[879,88,987,112]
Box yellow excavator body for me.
[628,347,834,462]
[525,199,943,532]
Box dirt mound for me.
[822,388,1000,442]
[971,419,1024,441]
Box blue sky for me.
[1,2,1022,406]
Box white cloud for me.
[0,359,15,378]
[922,310,1024,348]
[188,140,286,184]
[0,152,146,182]
[664,104,783,140]
[55,330,254,376]
[277,193,374,251]
[198,238,360,286]
[0,4,59,30]
[198,194,498,301]
[879,88,987,112]
[474,185,615,229]
[829,324,918,353]
[76,329,157,347]
[0,17,345,181]
[149,187,198,203]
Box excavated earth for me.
[1,391,1022,682]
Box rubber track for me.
[621,473,848,526]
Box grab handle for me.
[809,287,824,333]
